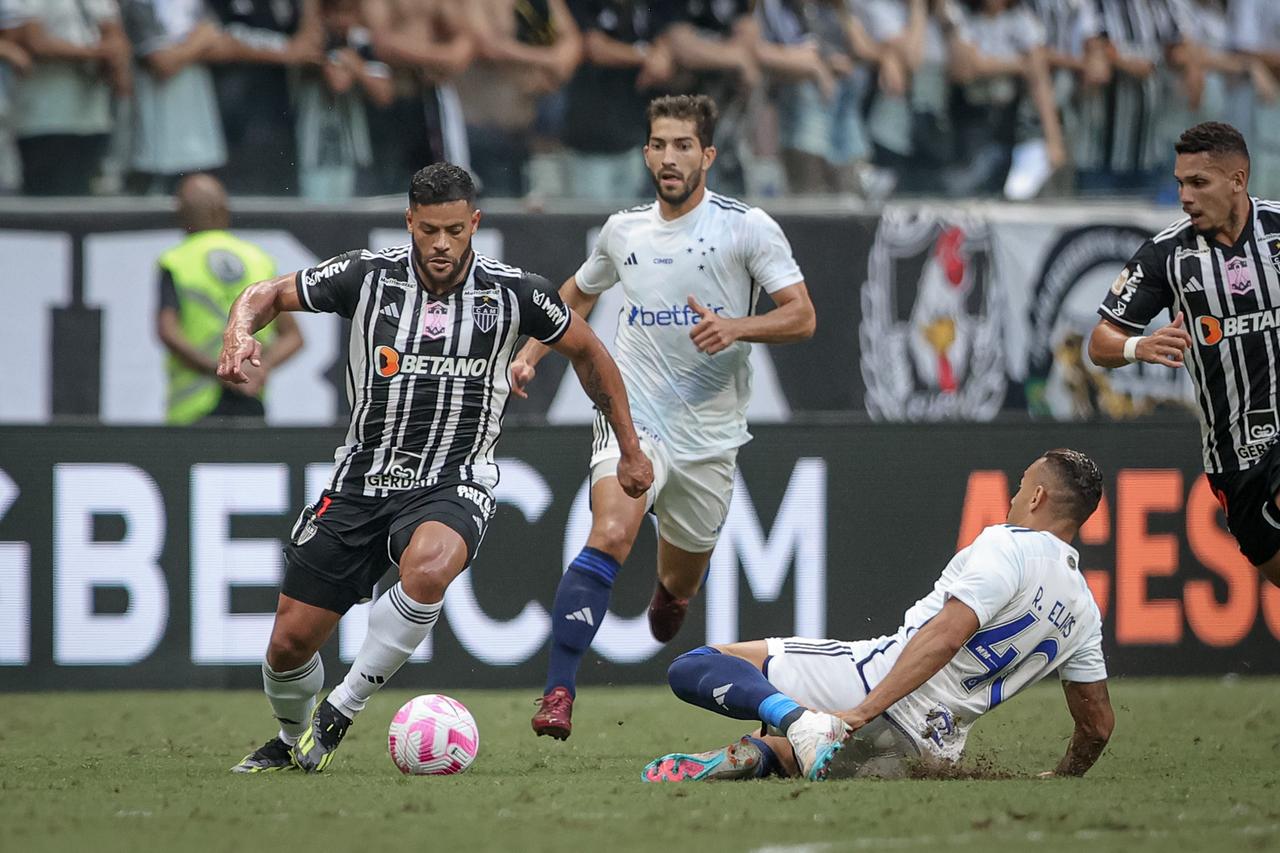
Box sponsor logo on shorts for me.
[456,484,494,517]
[364,449,439,490]
[375,347,489,379]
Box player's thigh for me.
[711,639,770,670]
[587,414,669,557]
[390,484,494,599]
[761,637,868,713]
[653,449,736,555]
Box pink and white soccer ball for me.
[387,694,479,775]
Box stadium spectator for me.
[1083,0,1182,196]
[643,449,1111,782]
[119,0,227,195]
[0,0,31,194]
[756,0,880,196]
[946,0,1065,199]
[663,0,761,196]
[1229,0,1280,199]
[156,173,302,423]
[457,0,581,199]
[295,0,393,201]
[207,0,323,196]
[12,0,131,196]
[561,1,677,202]
[1024,0,1108,194]
[363,0,473,196]
[858,0,966,195]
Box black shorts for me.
[281,480,494,614]
[1206,442,1280,566]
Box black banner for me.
[0,423,1274,691]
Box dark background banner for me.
[1,423,1273,691]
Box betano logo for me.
[1196,307,1280,346]
[375,346,489,378]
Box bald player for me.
[155,174,303,424]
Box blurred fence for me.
[1,422,1273,690]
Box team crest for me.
[472,296,498,333]
[422,300,450,339]
[1265,235,1280,273]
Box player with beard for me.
[219,162,652,773]
[511,94,817,740]
[1089,122,1280,589]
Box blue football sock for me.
[544,547,620,697]
[667,647,805,731]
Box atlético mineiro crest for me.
[472,297,498,333]
[422,301,450,339]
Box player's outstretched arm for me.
[1045,679,1114,778]
[835,597,979,731]
[510,276,601,396]
[550,313,653,498]
[1088,315,1192,369]
[218,273,304,385]
[688,281,815,355]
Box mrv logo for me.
[627,303,725,327]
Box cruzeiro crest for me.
[860,210,1005,420]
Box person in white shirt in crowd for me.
[643,448,1111,783]
[1229,0,1280,200]
[0,0,32,194]
[514,94,816,741]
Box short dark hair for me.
[1041,449,1103,527]
[646,95,718,148]
[1175,122,1250,162]
[409,163,475,207]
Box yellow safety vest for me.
[160,230,277,424]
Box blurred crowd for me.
[0,0,1276,203]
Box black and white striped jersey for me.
[1098,199,1280,472]
[296,246,571,495]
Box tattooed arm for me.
[549,312,652,498]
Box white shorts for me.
[764,636,921,779]
[588,412,737,553]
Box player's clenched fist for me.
[1134,311,1194,369]
[218,331,262,384]
[509,360,536,398]
[615,449,654,499]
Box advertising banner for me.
[1,423,1274,691]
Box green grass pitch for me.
[3,678,1277,853]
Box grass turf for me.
[2,678,1277,853]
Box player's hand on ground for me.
[509,360,536,398]
[1137,312,1193,368]
[615,449,654,499]
[688,296,739,354]
[835,708,871,733]
[217,332,262,384]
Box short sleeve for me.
[1014,9,1046,53]
[856,0,904,41]
[296,250,366,318]
[941,527,1022,625]
[516,274,572,344]
[1058,619,1108,682]
[1096,238,1174,332]
[744,208,803,294]
[157,266,179,313]
[574,218,621,295]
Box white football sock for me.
[262,652,324,743]
[329,583,440,720]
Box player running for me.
[221,163,652,773]
[513,94,816,740]
[644,449,1112,782]
[1089,122,1280,588]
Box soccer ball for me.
[387,694,480,775]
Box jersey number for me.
[961,611,1058,708]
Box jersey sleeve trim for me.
[1096,305,1146,332]
[294,271,317,312]
[536,312,571,346]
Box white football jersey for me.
[854,524,1107,761]
[575,191,803,460]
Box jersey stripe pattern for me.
[296,248,570,495]
[1098,199,1280,472]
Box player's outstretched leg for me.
[232,652,326,773]
[296,583,442,772]
[642,735,782,782]
[533,547,621,739]
[666,646,849,781]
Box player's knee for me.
[399,543,458,603]
[586,517,635,562]
[667,645,717,692]
[267,627,318,671]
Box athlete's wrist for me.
[1123,335,1146,364]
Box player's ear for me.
[405,207,413,233]
[470,207,482,234]
[1029,484,1046,512]
[703,144,717,170]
